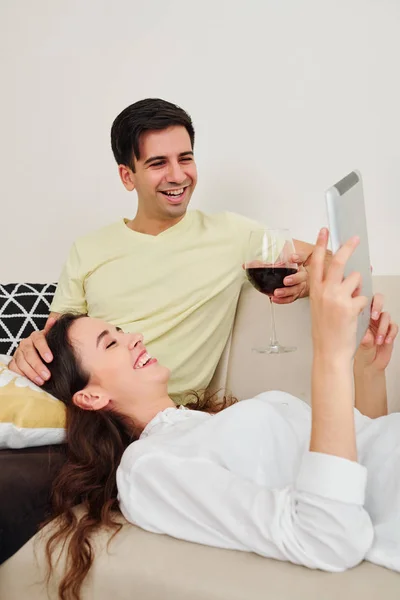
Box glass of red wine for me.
[245,229,298,354]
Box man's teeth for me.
[134,352,152,369]
[164,188,184,196]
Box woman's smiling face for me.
[68,317,170,408]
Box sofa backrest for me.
[210,276,400,412]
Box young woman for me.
[42,229,400,600]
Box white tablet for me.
[325,170,373,350]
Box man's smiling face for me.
[125,125,197,221]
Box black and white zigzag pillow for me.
[0,283,56,356]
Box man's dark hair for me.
[110,98,195,171]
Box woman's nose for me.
[127,332,144,349]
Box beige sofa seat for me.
[1,276,399,599]
[1,518,399,600]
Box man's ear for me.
[72,387,111,412]
[118,164,136,192]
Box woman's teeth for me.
[134,352,152,369]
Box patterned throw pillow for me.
[0,283,56,356]
[0,356,66,449]
[0,283,65,448]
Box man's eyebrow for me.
[143,151,194,166]
[143,155,165,166]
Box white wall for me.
[1,0,399,281]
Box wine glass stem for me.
[269,297,278,347]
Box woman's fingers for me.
[341,271,362,297]
[385,321,399,345]
[375,311,391,345]
[360,328,374,348]
[353,294,369,315]
[309,228,329,284]
[325,236,360,284]
[371,293,384,320]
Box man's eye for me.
[106,341,116,349]
[151,161,164,167]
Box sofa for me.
[0,278,399,599]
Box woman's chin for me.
[157,364,171,382]
[142,361,170,383]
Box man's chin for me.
[158,197,191,219]
[166,202,188,217]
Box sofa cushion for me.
[1,512,399,600]
[0,358,66,449]
[0,283,56,356]
[0,283,66,449]
[0,444,66,564]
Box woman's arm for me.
[354,304,399,419]
[308,229,368,462]
[118,450,372,572]
[353,305,398,418]
[354,365,387,418]
[311,355,356,460]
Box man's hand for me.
[355,294,398,372]
[273,237,334,305]
[272,253,309,304]
[8,316,58,385]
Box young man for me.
[9,99,319,400]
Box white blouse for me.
[116,391,400,572]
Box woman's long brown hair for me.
[42,313,235,599]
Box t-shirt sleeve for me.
[50,242,87,314]
[117,450,373,572]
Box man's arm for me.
[297,239,333,271]
[48,312,61,322]
[8,312,61,385]
[8,241,87,384]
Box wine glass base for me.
[252,344,297,355]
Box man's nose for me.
[166,161,186,184]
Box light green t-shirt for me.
[51,211,263,400]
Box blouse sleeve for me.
[117,450,373,572]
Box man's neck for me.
[127,212,185,236]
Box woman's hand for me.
[353,297,396,418]
[355,300,398,372]
[309,228,368,362]
[309,228,366,461]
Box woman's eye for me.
[106,341,116,349]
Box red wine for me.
[246,267,297,296]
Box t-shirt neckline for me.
[121,211,193,240]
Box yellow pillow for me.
[0,356,66,449]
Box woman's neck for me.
[126,394,176,434]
